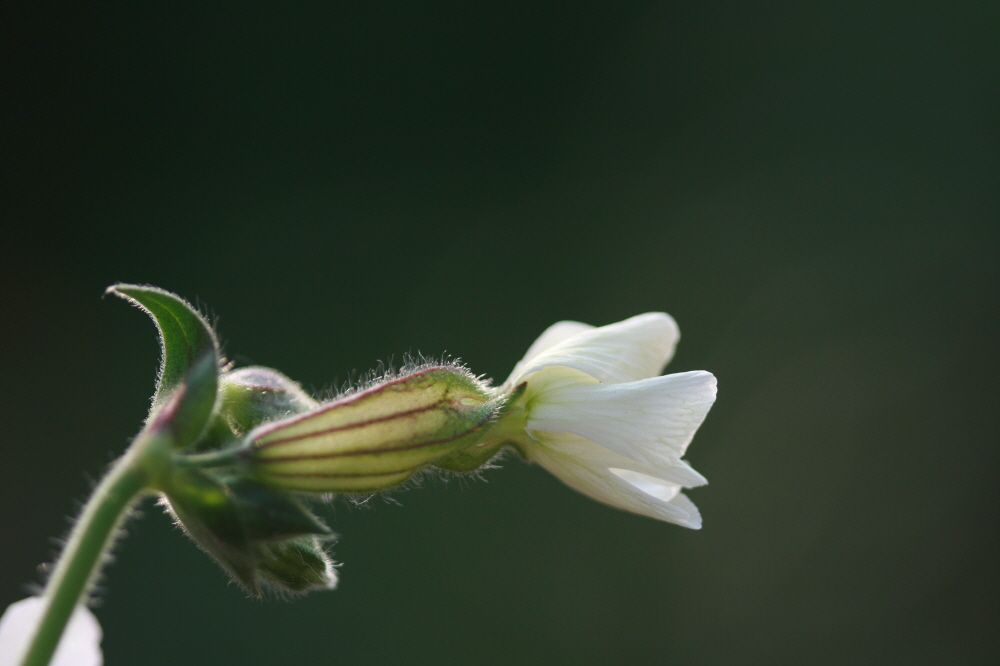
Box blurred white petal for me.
[512,312,679,385]
[0,597,102,666]
[526,369,717,466]
[527,433,703,528]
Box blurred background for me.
[2,3,998,664]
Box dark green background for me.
[3,3,998,664]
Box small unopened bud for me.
[220,367,319,435]
[256,537,337,593]
[163,468,335,597]
[243,366,513,492]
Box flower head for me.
[493,313,716,528]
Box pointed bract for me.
[108,284,222,449]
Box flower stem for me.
[18,434,165,666]
[176,447,244,468]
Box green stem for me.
[176,447,244,468]
[18,434,166,666]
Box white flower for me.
[0,597,102,666]
[501,313,716,529]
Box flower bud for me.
[219,366,319,436]
[255,537,337,594]
[163,467,335,597]
[243,366,512,492]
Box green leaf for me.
[108,284,221,448]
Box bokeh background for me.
[3,3,998,664]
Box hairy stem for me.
[18,433,167,666]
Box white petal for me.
[505,320,594,385]
[525,433,703,527]
[608,468,682,502]
[0,597,103,666]
[664,492,703,529]
[526,369,717,466]
[524,428,708,488]
[512,312,680,385]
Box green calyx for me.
[242,367,526,493]
[432,382,529,471]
